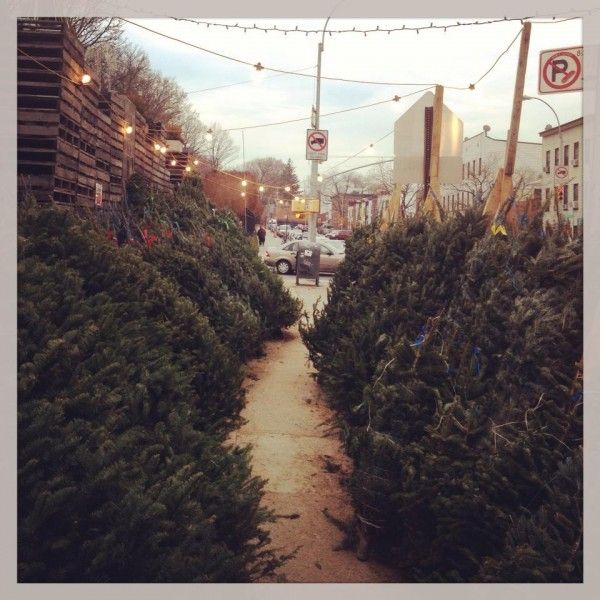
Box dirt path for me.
[232,276,395,583]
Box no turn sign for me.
[539,46,583,94]
[306,129,328,161]
[555,165,569,179]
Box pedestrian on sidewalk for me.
[257,225,266,246]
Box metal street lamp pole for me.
[523,95,563,184]
[308,18,330,243]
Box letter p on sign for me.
[539,47,583,94]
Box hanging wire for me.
[186,64,317,94]
[119,18,527,88]
[171,14,581,34]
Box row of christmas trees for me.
[18,176,300,581]
[301,211,582,582]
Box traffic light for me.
[556,186,564,203]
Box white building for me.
[441,126,543,214]
[539,117,583,237]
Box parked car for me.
[263,241,345,275]
[328,229,352,240]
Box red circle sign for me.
[542,50,582,90]
[555,166,569,179]
[308,132,327,151]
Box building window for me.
[555,147,559,166]
[533,188,542,211]
[472,160,476,175]
[478,158,481,175]
[564,144,569,166]
[545,150,550,171]
[573,183,579,211]
[545,188,550,212]
[462,164,465,179]
[563,185,569,211]
[574,141,580,164]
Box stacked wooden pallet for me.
[18,17,179,208]
[17,18,82,204]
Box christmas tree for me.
[302,210,582,582]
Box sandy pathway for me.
[232,276,395,583]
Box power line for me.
[222,94,427,132]
[186,65,316,95]
[118,19,450,88]
[120,18,538,94]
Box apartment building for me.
[441,126,542,214]
[538,117,583,237]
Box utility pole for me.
[483,22,532,231]
[421,84,445,222]
[308,18,330,243]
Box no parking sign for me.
[539,46,583,94]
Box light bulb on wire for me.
[125,125,133,135]
[259,185,265,192]
[194,159,199,165]
[252,61,265,83]
[185,166,191,172]
[284,186,291,192]
[160,146,167,154]
[241,191,246,197]
[241,180,247,187]
[154,143,161,151]
[81,73,91,85]
[171,159,177,166]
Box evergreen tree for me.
[301,212,583,582]
[18,193,298,582]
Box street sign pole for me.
[308,31,327,244]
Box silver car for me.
[264,241,345,275]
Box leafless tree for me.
[204,123,238,170]
[65,18,124,49]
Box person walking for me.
[257,225,266,246]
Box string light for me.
[241,179,247,187]
[194,159,199,165]
[241,191,246,197]
[169,15,579,35]
[81,73,91,84]
[160,146,167,154]
[122,19,544,88]
[171,159,177,166]
[284,186,291,192]
[185,166,191,172]
[259,185,265,192]
[125,125,133,135]
[154,143,161,150]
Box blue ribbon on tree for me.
[571,390,583,402]
[411,325,427,348]
[472,345,482,375]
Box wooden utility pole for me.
[421,85,444,222]
[483,22,532,233]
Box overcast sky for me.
[125,16,582,183]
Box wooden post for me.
[483,22,532,229]
[422,85,444,222]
